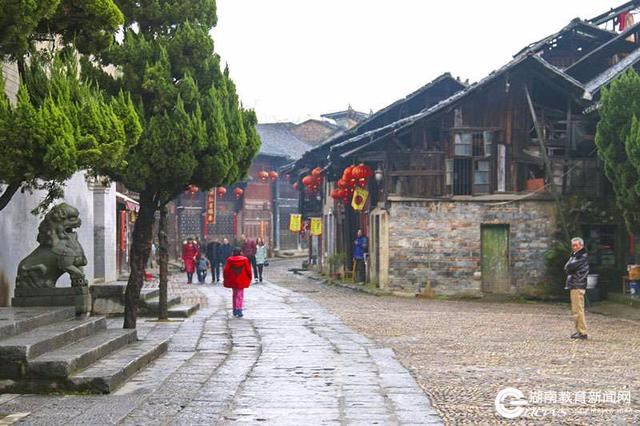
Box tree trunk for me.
[0,182,20,212]
[123,191,157,329]
[158,206,169,321]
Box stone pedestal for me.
[90,282,126,316]
[12,287,91,315]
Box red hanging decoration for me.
[311,167,323,177]
[234,188,244,199]
[258,171,269,182]
[302,175,315,187]
[186,184,198,194]
[343,165,354,182]
[293,182,299,190]
[269,171,279,181]
[217,187,227,198]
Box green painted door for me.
[481,225,510,294]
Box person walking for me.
[181,237,198,284]
[255,237,267,283]
[565,237,589,340]
[353,229,368,282]
[218,238,233,283]
[240,234,258,281]
[196,253,210,284]
[223,248,252,317]
[206,238,221,284]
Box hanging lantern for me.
[258,171,269,182]
[356,178,367,188]
[363,164,374,178]
[330,189,341,199]
[269,171,279,181]
[186,184,199,194]
[352,164,365,180]
[311,167,323,177]
[217,187,227,198]
[337,179,348,189]
[234,188,244,199]
[302,175,315,187]
[293,182,299,190]
[343,165,354,182]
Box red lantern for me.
[269,171,279,181]
[337,179,348,189]
[186,184,198,194]
[293,182,299,190]
[302,175,315,187]
[356,178,367,188]
[234,188,244,199]
[217,187,227,198]
[312,167,323,177]
[363,165,374,178]
[258,171,269,182]
[343,166,354,182]
[352,165,365,180]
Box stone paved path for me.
[0,278,440,425]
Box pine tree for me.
[0,53,141,213]
[0,0,127,211]
[85,0,261,328]
[595,69,640,235]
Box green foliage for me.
[0,0,124,61]
[595,69,640,235]
[0,54,141,213]
[85,0,261,204]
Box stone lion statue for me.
[15,203,88,289]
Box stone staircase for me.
[0,307,167,394]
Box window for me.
[454,133,472,156]
[453,158,472,195]
[483,131,493,157]
[445,159,453,186]
[472,133,484,156]
[474,161,490,184]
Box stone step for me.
[28,329,137,378]
[0,316,107,361]
[140,288,160,301]
[68,338,169,394]
[139,295,181,313]
[0,307,76,340]
[167,303,200,318]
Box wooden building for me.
[288,2,640,297]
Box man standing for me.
[240,234,258,282]
[217,238,233,283]
[353,229,368,283]
[565,237,589,340]
[206,238,221,284]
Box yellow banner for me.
[310,217,322,236]
[289,214,302,232]
[351,187,369,211]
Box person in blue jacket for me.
[353,229,368,282]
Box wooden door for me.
[481,225,510,293]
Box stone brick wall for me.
[387,199,557,296]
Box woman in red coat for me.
[223,248,252,317]
[181,237,199,284]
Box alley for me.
[0,273,441,425]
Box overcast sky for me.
[211,0,625,123]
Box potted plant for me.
[328,252,346,279]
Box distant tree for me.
[85,0,260,328]
[0,0,127,212]
[0,53,141,213]
[595,69,640,235]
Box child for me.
[223,248,252,317]
[196,253,210,284]
[255,237,267,283]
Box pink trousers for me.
[232,288,244,310]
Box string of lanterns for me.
[330,164,373,203]
[257,170,280,183]
[299,167,323,193]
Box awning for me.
[116,192,140,212]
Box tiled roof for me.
[256,123,312,160]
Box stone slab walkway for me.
[0,279,440,425]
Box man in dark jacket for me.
[206,238,221,283]
[565,237,589,339]
[217,238,233,282]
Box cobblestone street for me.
[268,259,640,425]
[0,269,440,425]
